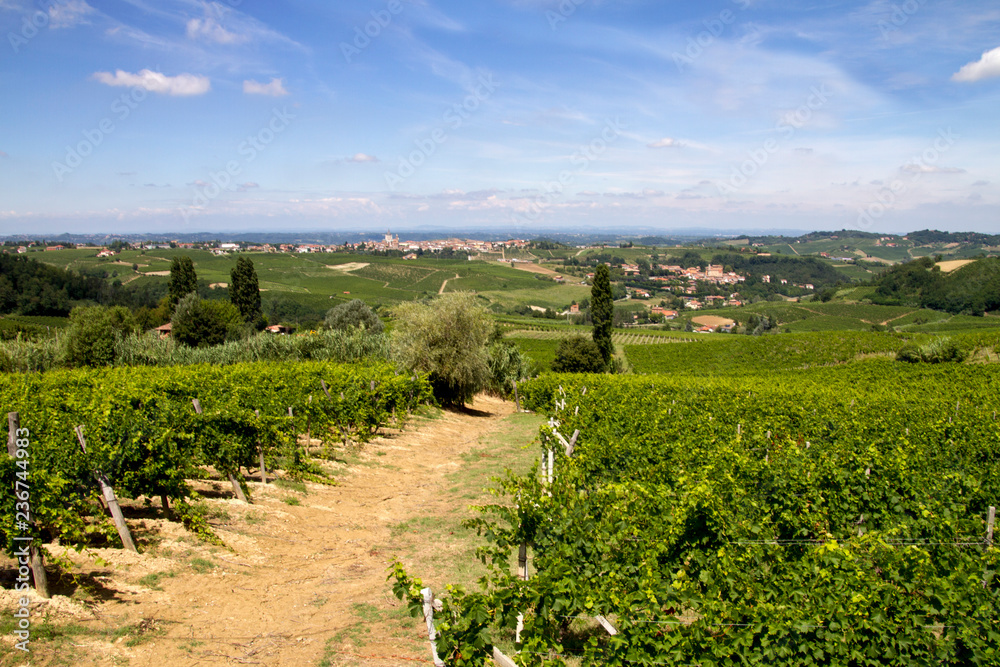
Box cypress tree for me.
[229,256,263,328]
[167,256,197,313]
[591,263,613,365]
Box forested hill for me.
[709,252,844,286]
[870,257,1000,315]
[0,254,110,315]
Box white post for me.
[984,506,995,589]
[595,615,618,635]
[493,647,518,667]
[421,588,445,667]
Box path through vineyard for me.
[8,394,535,666]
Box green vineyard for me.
[1,362,431,558]
[394,361,999,665]
[625,330,1000,375]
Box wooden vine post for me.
[421,587,446,667]
[74,426,137,553]
[988,506,996,547]
[493,647,518,667]
[984,506,995,589]
[192,399,248,503]
[512,380,521,412]
[255,409,266,485]
[7,412,49,598]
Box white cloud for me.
[900,164,965,174]
[646,137,714,152]
[952,46,1000,82]
[346,153,379,163]
[237,182,259,191]
[49,0,94,28]
[243,78,288,97]
[92,69,211,96]
[648,138,681,148]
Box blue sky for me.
[1,0,999,236]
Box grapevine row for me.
[1,361,432,559]
[394,361,999,665]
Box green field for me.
[624,329,1000,375]
[35,248,595,319]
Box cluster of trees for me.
[0,254,108,316]
[549,264,615,374]
[165,256,266,347]
[871,257,1000,315]
[906,229,1000,246]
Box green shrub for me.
[65,305,136,367]
[895,343,922,363]
[551,335,606,373]
[895,337,968,364]
[486,341,531,395]
[325,299,383,334]
[171,294,245,348]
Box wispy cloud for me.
[952,46,1000,82]
[243,77,288,96]
[183,0,304,49]
[900,164,965,175]
[49,0,94,28]
[648,138,682,148]
[186,16,247,44]
[92,69,211,96]
[346,153,380,163]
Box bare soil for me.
[325,263,370,273]
[936,259,975,273]
[1,395,537,666]
[691,315,734,328]
[512,263,559,276]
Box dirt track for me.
[1,395,526,666]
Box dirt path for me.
[438,273,459,295]
[3,396,526,666]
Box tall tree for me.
[167,256,198,313]
[591,263,613,365]
[392,292,492,406]
[229,256,263,328]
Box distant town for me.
[5,232,531,259]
